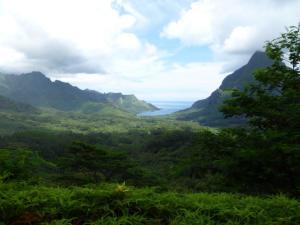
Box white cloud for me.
[0,0,162,77]
[115,33,141,51]
[114,0,195,32]
[58,61,226,101]
[163,0,300,56]
[222,26,258,54]
[162,0,215,45]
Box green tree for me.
[221,24,300,131]
[58,142,145,184]
[220,25,300,195]
[0,148,52,182]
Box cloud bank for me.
[0,0,299,100]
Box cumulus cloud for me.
[0,0,162,77]
[114,0,195,32]
[162,0,300,56]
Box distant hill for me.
[0,72,157,114]
[0,95,37,113]
[176,51,274,127]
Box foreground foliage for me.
[0,183,299,225]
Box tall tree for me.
[58,142,145,184]
[221,24,300,132]
[220,25,300,194]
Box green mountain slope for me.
[176,51,274,127]
[0,72,157,114]
[0,95,37,113]
[0,94,41,134]
[105,92,158,114]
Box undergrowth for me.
[0,183,299,225]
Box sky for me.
[0,0,299,101]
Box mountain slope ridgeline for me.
[176,51,274,127]
[0,72,157,114]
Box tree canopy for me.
[219,25,300,194]
[221,25,300,133]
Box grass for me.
[0,183,299,225]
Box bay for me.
[138,101,193,116]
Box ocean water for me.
[138,101,193,116]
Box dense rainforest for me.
[0,26,299,224]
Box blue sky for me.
[0,0,299,101]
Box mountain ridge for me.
[176,51,274,127]
[0,71,158,114]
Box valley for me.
[0,20,299,225]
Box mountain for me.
[0,72,158,114]
[0,95,37,113]
[87,91,158,114]
[176,51,274,127]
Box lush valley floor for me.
[0,111,299,224]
